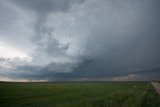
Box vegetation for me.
[0,82,159,107]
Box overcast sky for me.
[0,0,160,82]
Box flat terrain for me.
[0,82,159,107]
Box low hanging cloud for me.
[0,0,160,81]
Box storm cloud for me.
[0,0,160,81]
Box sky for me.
[0,0,160,82]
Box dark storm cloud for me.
[12,0,84,14]
[53,0,160,80]
[11,0,85,43]
[3,62,79,80]
[0,0,160,81]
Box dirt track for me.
[151,82,160,94]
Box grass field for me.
[0,82,159,107]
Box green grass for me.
[0,82,159,107]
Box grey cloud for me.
[12,0,85,44]
[79,0,160,72]
[0,57,6,62]
[35,35,69,57]
[12,0,85,15]
[5,62,79,80]
[0,0,160,81]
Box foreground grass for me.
[0,82,159,107]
